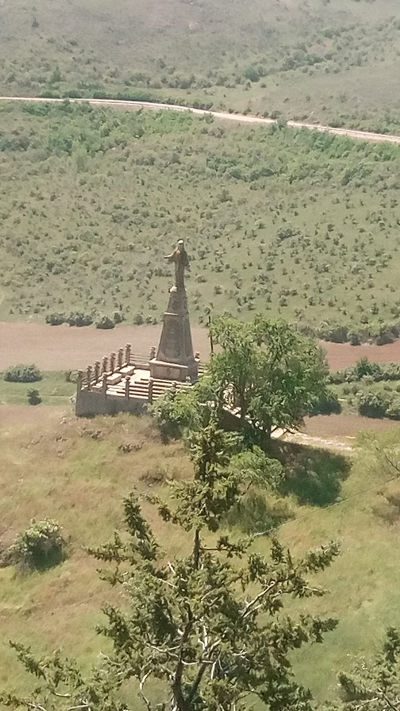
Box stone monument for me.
[150,239,198,382]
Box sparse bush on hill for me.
[7,520,66,571]
[358,391,388,419]
[27,389,41,406]
[66,312,93,327]
[330,359,400,385]
[302,321,400,347]
[133,313,144,325]
[3,364,42,383]
[1,103,400,332]
[95,315,115,329]
[309,389,342,416]
[45,312,65,326]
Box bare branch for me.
[241,581,278,621]
[139,670,153,711]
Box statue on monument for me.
[164,239,190,291]
[150,237,198,382]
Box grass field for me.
[1,410,400,706]
[1,101,400,341]
[0,371,75,406]
[1,0,400,132]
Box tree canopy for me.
[208,316,329,439]
[326,628,400,711]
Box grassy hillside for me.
[1,101,400,340]
[1,0,400,132]
[1,409,400,706]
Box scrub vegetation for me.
[1,101,400,344]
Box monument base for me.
[149,358,198,383]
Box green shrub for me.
[3,364,42,383]
[331,359,400,385]
[243,66,260,83]
[386,399,400,420]
[318,321,349,343]
[95,315,115,330]
[46,312,65,326]
[309,389,342,416]
[348,330,361,346]
[113,311,124,324]
[66,312,93,327]
[133,313,144,325]
[358,391,387,418]
[8,520,66,571]
[354,357,382,380]
[27,389,42,405]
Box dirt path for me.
[1,96,399,145]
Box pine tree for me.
[2,419,338,711]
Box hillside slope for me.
[2,410,400,705]
[1,101,400,341]
[1,0,400,131]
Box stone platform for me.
[75,343,201,417]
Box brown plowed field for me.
[303,414,400,439]
[0,322,210,371]
[320,341,400,370]
[2,321,400,372]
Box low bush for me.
[300,321,400,346]
[358,391,388,419]
[95,315,115,330]
[45,313,65,326]
[330,358,400,385]
[8,520,66,571]
[113,311,124,325]
[27,389,42,405]
[308,389,342,416]
[3,364,42,383]
[66,312,93,327]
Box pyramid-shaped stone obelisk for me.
[150,240,198,382]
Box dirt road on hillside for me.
[1,96,399,145]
